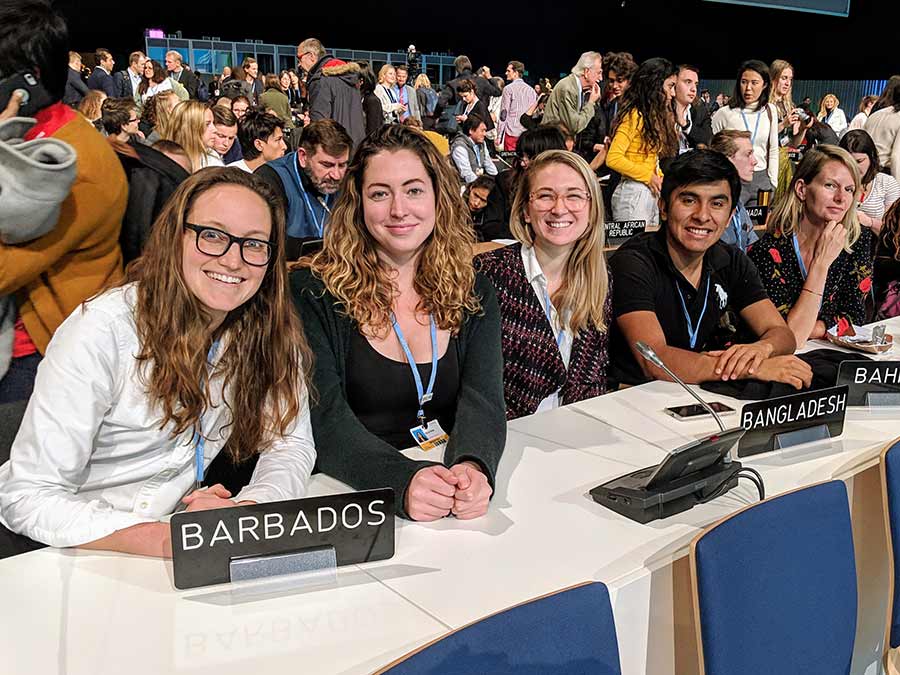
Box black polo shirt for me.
[609,229,769,386]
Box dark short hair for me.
[394,63,408,73]
[730,60,771,110]
[299,118,353,157]
[211,104,237,127]
[454,55,472,74]
[678,64,700,78]
[101,97,136,135]
[604,52,637,81]
[516,126,567,159]
[0,0,69,102]
[463,114,486,135]
[95,48,111,63]
[238,109,284,160]
[660,149,741,214]
[457,79,475,94]
[839,129,880,184]
[508,61,525,76]
[231,95,251,109]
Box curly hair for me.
[304,124,481,336]
[120,168,313,465]
[509,150,609,333]
[881,198,900,262]
[612,57,678,157]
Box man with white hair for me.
[164,50,198,98]
[542,51,603,135]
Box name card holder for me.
[229,545,338,586]
[864,392,900,407]
[836,361,900,411]
[773,423,832,451]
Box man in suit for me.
[675,65,712,149]
[113,51,146,100]
[86,48,116,97]
[165,50,198,99]
[63,51,88,106]
[393,64,421,124]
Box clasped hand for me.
[405,463,492,522]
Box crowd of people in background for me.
[2,0,900,558]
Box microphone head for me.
[635,341,664,368]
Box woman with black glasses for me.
[0,168,317,559]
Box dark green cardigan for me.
[290,267,507,518]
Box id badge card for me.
[409,419,449,452]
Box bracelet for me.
[801,288,823,297]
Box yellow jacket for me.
[0,111,126,354]
[606,109,662,185]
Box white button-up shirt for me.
[0,285,316,548]
[520,244,573,413]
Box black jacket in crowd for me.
[436,70,501,116]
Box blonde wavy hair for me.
[305,124,480,335]
[769,59,795,117]
[414,73,432,89]
[766,145,861,252]
[160,100,212,172]
[509,149,609,333]
[377,64,396,85]
[119,168,313,464]
[818,94,840,119]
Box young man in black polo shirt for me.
[609,150,812,389]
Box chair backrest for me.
[379,581,621,675]
[881,438,900,648]
[691,480,857,675]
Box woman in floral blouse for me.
[748,145,873,346]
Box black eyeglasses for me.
[184,223,273,266]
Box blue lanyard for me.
[474,144,482,166]
[731,207,745,250]
[541,287,565,351]
[291,157,330,238]
[792,233,808,280]
[193,339,221,489]
[740,109,763,145]
[391,314,438,425]
[675,276,711,349]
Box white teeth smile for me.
[686,227,710,236]
[547,222,572,229]
[206,272,242,284]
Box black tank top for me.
[347,330,460,449]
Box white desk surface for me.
[2,321,898,675]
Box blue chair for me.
[880,437,900,652]
[691,480,857,675]
[378,581,621,675]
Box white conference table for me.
[1,318,898,675]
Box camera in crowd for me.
[406,44,421,79]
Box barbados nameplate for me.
[171,488,394,589]
[737,385,848,457]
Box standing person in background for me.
[0,0,128,453]
[606,57,679,225]
[138,59,174,103]
[819,94,848,137]
[712,60,779,208]
[282,70,302,108]
[673,64,711,151]
[414,73,438,130]
[87,48,116,97]
[375,65,405,124]
[165,50,198,99]
[865,81,900,182]
[358,62,383,136]
[848,96,878,133]
[260,73,294,131]
[436,55,501,117]
[114,51,146,100]
[394,65,421,124]
[63,51,88,106]
[297,38,365,150]
[497,60,536,152]
[542,51,603,136]
[768,59,803,200]
[710,130,759,252]
[238,57,263,102]
[229,110,286,173]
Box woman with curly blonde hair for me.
[291,124,505,523]
[477,150,611,419]
[0,168,316,559]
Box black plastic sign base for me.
[737,385,848,457]
[836,361,900,406]
[170,488,394,589]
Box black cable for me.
[739,467,766,501]
[700,468,767,504]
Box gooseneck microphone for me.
[635,341,726,432]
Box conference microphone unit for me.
[590,342,750,524]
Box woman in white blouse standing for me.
[375,64,406,124]
[818,94,848,137]
[0,168,317,559]
[712,60,779,208]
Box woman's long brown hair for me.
[122,167,312,464]
[304,124,481,335]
